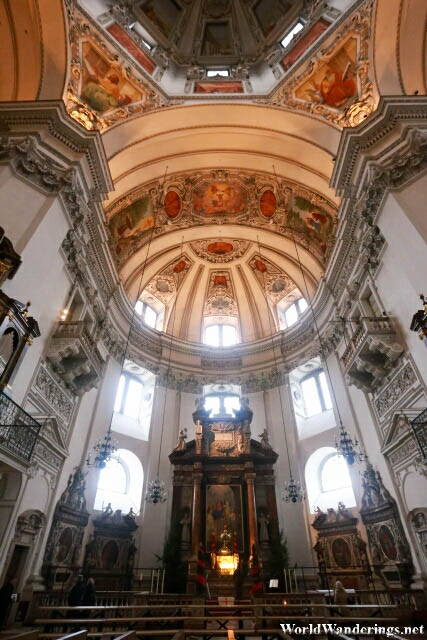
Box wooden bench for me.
[1,630,39,640]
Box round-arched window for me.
[305,447,356,513]
[94,449,143,514]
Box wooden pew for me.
[51,633,87,640]
[1,630,39,640]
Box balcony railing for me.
[0,391,42,462]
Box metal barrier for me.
[0,390,41,462]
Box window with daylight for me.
[305,447,356,513]
[205,323,237,347]
[204,394,240,417]
[278,297,308,329]
[135,300,158,329]
[112,364,155,440]
[301,370,332,417]
[94,449,143,513]
[280,20,304,48]
[206,69,230,77]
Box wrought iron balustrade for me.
[0,390,41,462]
[410,408,427,465]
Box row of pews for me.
[30,598,406,639]
[1,629,137,640]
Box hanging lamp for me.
[288,223,366,466]
[145,236,184,504]
[87,171,168,471]
[256,237,305,503]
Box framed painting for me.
[331,537,352,568]
[206,484,243,550]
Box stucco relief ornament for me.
[190,239,250,263]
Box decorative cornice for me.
[0,101,113,198]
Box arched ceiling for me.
[10,0,421,345]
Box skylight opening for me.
[280,20,304,49]
[206,69,230,78]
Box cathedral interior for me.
[0,0,427,636]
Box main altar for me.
[169,397,279,593]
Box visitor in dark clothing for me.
[79,578,96,619]
[82,578,96,607]
[67,574,85,618]
[0,579,15,629]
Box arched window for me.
[94,449,143,514]
[278,297,308,329]
[112,362,155,440]
[305,447,356,513]
[301,370,332,417]
[205,323,237,347]
[135,300,158,329]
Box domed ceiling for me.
[74,0,369,109]
[63,0,379,344]
[105,168,337,342]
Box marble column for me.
[245,471,258,554]
[191,466,203,557]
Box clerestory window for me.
[205,323,237,347]
[135,300,157,328]
[280,20,304,48]
[301,370,332,417]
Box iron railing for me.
[0,390,42,462]
[410,408,427,465]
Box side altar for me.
[169,397,280,593]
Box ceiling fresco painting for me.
[288,195,334,254]
[259,190,277,218]
[106,170,337,269]
[193,180,248,216]
[68,0,377,128]
[81,41,143,114]
[66,5,166,131]
[295,37,357,109]
[109,195,154,257]
[269,1,376,127]
[194,81,244,94]
[164,191,182,219]
[249,254,298,305]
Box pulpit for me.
[169,397,280,593]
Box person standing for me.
[82,578,96,607]
[67,574,85,617]
[0,579,15,629]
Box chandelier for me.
[335,421,366,466]
[85,194,159,471]
[86,430,117,469]
[287,213,365,468]
[257,237,304,503]
[145,477,167,504]
[145,235,184,504]
[282,474,305,503]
